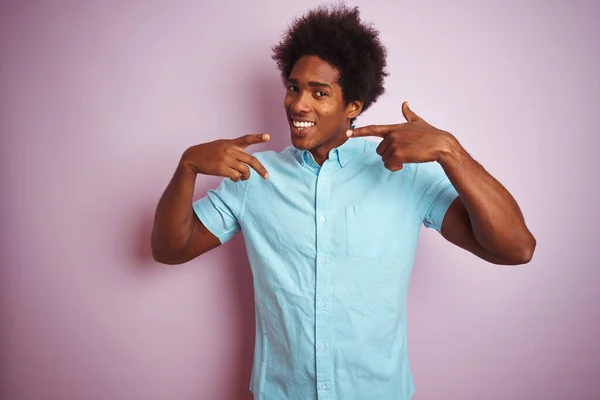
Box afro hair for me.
[272,4,388,120]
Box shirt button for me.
[320,384,327,390]
[318,257,325,264]
[318,302,326,308]
[319,344,325,350]
[321,177,327,183]
[319,216,326,223]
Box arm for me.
[347,101,536,265]
[151,133,270,265]
[438,139,536,265]
[151,164,221,265]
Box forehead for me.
[288,55,340,85]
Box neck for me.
[309,126,351,166]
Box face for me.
[284,55,362,163]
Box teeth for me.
[293,120,315,128]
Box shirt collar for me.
[294,138,365,169]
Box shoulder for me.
[356,138,398,175]
[362,138,380,151]
[405,160,448,180]
[355,139,442,184]
[251,146,295,164]
[244,146,298,181]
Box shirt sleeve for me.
[192,177,250,244]
[407,162,459,232]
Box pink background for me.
[1,1,598,399]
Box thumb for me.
[236,133,270,148]
[402,101,421,123]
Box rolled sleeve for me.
[408,162,459,232]
[423,183,459,232]
[192,177,249,244]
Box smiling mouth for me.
[290,119,316,136]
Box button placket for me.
[315,166,334,399]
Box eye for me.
[315,91,328,97]
[287,85,299,92]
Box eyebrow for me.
[286,78,333,90]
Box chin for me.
[290,132,316,150]
[291,136,310,150]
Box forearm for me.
[151,162,198,259]
[438,134,536,262]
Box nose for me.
[290,92,311,114]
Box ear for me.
[346,100,363,120]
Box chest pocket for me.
[345,205,397,259]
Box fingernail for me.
[263,134,270,140]
[264,173,269,179]
[346,130,353,137]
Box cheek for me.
[283,96,291,108]
[319,105,346,125]
[317,104,337,120]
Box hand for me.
[347,102,454,171]
[181,134,270,181]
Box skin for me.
[151,54,536,266]
[284,55,362,165]
[151,134,271,264]
[151,55,361,264]
[348,103,537,264]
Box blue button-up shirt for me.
[193,137,458,399]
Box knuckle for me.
[237,135,249,145]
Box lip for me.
[289,120,316,137]
[289,116,316,123]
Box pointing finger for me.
[346,124,397,138]
[236,133,270,149]
[236,151,269,179]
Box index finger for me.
[346,124,397,138]
[236,151,269,179]
[235,133,271,148]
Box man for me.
[151,4,535,399]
